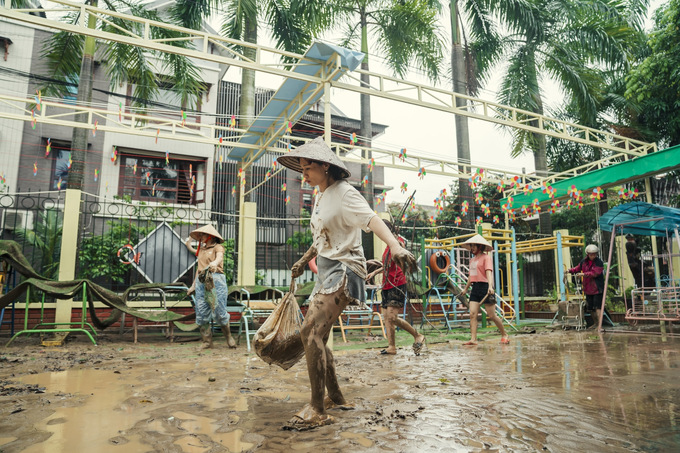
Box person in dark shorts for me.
[459,234,509,345]
[568,244,605,329]
[379,219,426,355]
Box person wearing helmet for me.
[459,234,510,345]
[568,244,605,328]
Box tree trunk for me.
[525,48,551,235]
[67,0,97,190]
[359,13,373,208]
[450,1,473,229]
[240,14,258,202]
[359,11,374,258]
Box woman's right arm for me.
[185,237,197,254]
[292,246,317,278]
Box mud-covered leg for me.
[289,286,350,426]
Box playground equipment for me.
[599,202,680,329]
[422,228,519,331]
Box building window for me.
[302,193,312,213]
[49,140,71,189]
[118,153,205,204]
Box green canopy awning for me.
[500,144,680,208]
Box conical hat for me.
[460,234,493,252]
[190,224,224,243]
[277,136,351,178]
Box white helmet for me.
[585,244,599,254]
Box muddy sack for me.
[254,281,305,370]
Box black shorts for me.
[381,285,407,309]
[585,294,603,311]
[470,282,495,304]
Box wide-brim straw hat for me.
[460,234,493,252]
[190,224,224,243]
[277,136,351,179]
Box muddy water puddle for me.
[0,332,678,452]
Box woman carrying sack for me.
[185,225,236,349]
[459,234,509,346]
[279,136,416,428]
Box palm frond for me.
[37,12,85,99]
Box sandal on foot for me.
[284,405,335,431]
[379,349,396,355]
[324,396,355,411]
[412,337,427,356]
[500,337,510,345]
[463,341,478,346]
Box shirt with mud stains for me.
[310,180,376,279]
[196,242,224,274]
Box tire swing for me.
[429,250,450,274]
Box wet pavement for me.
[1,331,679,452]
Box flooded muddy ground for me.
[1,330,679,452]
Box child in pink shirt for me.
[459,234,509,345]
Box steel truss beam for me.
[0,93,536,186]
[1,0,656,165]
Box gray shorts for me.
[311,256,366,306]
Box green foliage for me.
[78,220,154,284]
[625,0,680,146]
[222,238,236,285]
[14,209,63,280]
[286,209,313,250]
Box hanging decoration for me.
[493,215,500,224]
[400,182,408,193]
[281,183,287,192]
[475,216,483,226]
[506,196,514,208]
[369,158,375,172]
[31,109,37,129]
[119,102,123,121]
[111,146,118,164]
[399,148,407,162]
[231,185,236,197]
[94,168,99,182]
[181,111,187,126]
[265,170,272,179]
[568,185,579,198]
[219,135,224,144]
[362,175,368,187]
[152,182,157,196]
[590,186,603,201]
[219,154,224,167]
[45,138,51,157]
[418,167,426,179]
[57,177,62,190]
[497,179,505,192]
[68,154,72,170]
[145,171,150,184]
[350,132,357,147]
[92,119,98,137]
[33,162,38,176]
[230,115,236,130]
[461,200,469,215]
[455,216,462,226]
[509,209,517,221]
[313,187,318,197]
[550,200,560,213]
[155,129,160,144]
[523,184,534,195]
[285,196,291,205]
[510,175,520,189]
[501,203,510,213]
[106,181,109,194]
[34,90,42,111]
[475,193,484,205]
[482,203,491,216]
[165,151,170,166]
[429,215,436,225]
[287,142,292,152]
[521,205,528,215]
[286,121,292,134]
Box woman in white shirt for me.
[279,136,416,428]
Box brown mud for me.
[1,331,679,452]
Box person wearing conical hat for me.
[185,224,236,349]
[459,234,509,345]
[278,136,417,428]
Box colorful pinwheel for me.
[455,216,462,226]
[493,215,500,224]
[475,193,484,205]
[400,182,408,193]
[45,138,51,158]
[418,167,426,179]
[399,148,407,162]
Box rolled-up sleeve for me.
[342,188,376,233]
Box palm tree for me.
[478,0,645,234]
[448,0,501,226]
[40,0,207,189]
[171,0,333,200]
[15,209,63,280]
[330,0,445,208]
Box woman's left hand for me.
[488,286,495,295]
[389,243,416,274]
